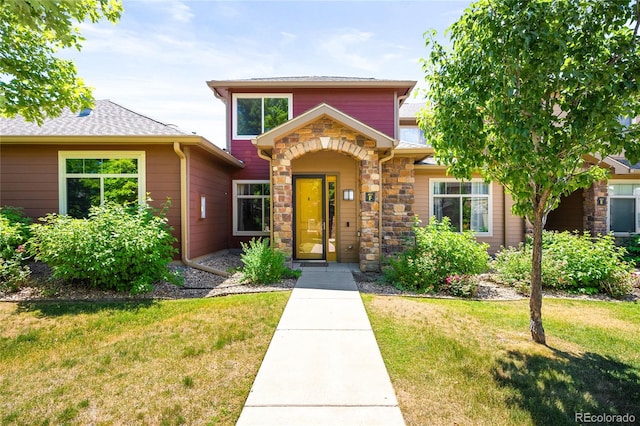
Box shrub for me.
[240,238,299,284]
[492,231,633,298]
[617,236,640,266]
[442,274,479,298]
[384,217,490,293]
[0,208,32,291]
[492,245,566,291]
[29,202,180,294]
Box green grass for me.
[363,296,640,426]
[0,292,289,425]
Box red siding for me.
[292,88,397,137]
[228,87,398,175]
[187,146,235,258]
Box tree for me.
[420,0,640,344]
[0,0,123,124]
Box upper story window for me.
[59,151,146,218]
[233,94,292,139]
[429,179,492,236]
[399,126,427,145]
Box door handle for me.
[322,221,326,231]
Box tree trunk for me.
[530,211,546,345]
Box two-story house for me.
[207,77,525,271]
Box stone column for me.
[359,145,380,272]
[381,157,415,257]
[271,137,294,259]
[583,180,608,236]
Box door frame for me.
[293,175,326,260]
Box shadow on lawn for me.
[493,348,639,425]
[16,299,158,317]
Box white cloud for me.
[319,29,379,71]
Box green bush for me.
[0,207,32,291]
[240,238,299,284]
[492,231,633,298]
[442,274,479,298]
[384,217,490,293]
[29,202,180,294]
[617,235,640,266]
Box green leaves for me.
[422,0,640,221]
[0,0,123,124]
[28,202,180,294]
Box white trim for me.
[58,151,146,215]
[607,179,640,235]
[232,93,293,139]
[428,178,493,236]
[232,179,271,236]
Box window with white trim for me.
[59,151,146,218]
[608,182,640,234]
[232,93,292,139]
[430,180,491,235]
[233,180,271,236]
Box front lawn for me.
[364,296,640,425]
[0,292,289,425]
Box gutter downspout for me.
[378,147,396,270]
[173,142,230,277]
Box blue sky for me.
[63,0,473,146]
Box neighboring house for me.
[2,78,636,273]
[0,100,244,263]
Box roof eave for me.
[0,135,244,168]
[207,79,417,101]
[252,103,396,150]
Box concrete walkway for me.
[236,263,405,426]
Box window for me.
[399,126,427,145]
[233,94,292,138]
[59,151,145,218]
[608,182,640,234]
[233,180,271,236]
[430,179,491,235]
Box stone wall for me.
[381,157,415,257]
[268,117,381,271]
[583,180,608,235]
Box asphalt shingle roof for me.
[0,100,188,136]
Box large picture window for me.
[59,151,145,218]
[233,180,271,236]
[233,94,292,138]
[609,182,640,234]
[430,180,491,235]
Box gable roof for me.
[0,100,244,168]
[252,103,397,150]
[0,100,187,136]
[208,76,416,102]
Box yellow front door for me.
[294,175,338,261]
[295,176,324,260]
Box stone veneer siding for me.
[583,180,608,235]
[381,157,415,256]
[268,117,381,272]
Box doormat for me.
[299,262,328,267]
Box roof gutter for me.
[173,142,230,277]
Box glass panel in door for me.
[327,176,337,261]
[295,177,325,260]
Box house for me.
[2,77,637,273]
[207,77,525,271]
[0,100,244,269]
